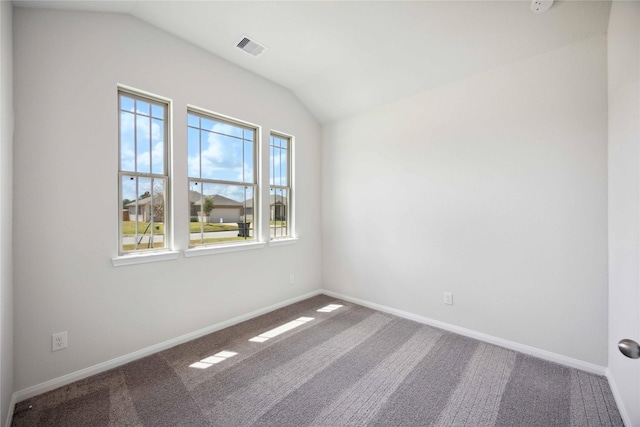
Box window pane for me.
[120,111,135,172]
[120,96,134,111]
[150,178,166,224]
[244,140,253,183]
[121,176,166,252]
[135,100,150,116]
[270,188,289,238]
[121,175,137,207]
[201,132,243,181]
[137,177,152,215]
[269,145,275,186]
[188,113,199,128]
[151,104,163,119]
[280,150,288,186]
[188,127,201,178]
[151,118,164,174]
[276,147,284,186]
[188,181,255,246]
[136,115,151,173]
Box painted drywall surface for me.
[0,0,14,420]
[322,34,608,365]
[12,8,321,391]
[608,2,640,424]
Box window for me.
[187,110,257,246]
[270,132,293,239]
[118,90,170,254]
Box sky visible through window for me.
[270,135,288,187]
[187,113,254,203]
[120,95,166,202]
[121,106,262,205]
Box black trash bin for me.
[237,222,251,237]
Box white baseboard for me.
[606,368,633,427]
[4,393,16,427]
[6,289,322,425]
[322,289,607,376]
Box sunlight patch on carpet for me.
[249,317,314,342]
[190,351,238,369]
[317,304,343,313]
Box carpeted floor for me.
[12,294,623,426]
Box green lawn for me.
[122,221,164,235]
[190,222,239,232]
[189,236,251,245]
[122,221,241,235]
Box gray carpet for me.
[12,294,623,426]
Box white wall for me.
[12,8,322,391]
[0,0,13,422]
[322,34,608,366]
[607,2,640,425]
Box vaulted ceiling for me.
[13,0,611,123]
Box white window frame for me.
[185,106,261,253]
[113,87,177,266]
[269,131,296,245]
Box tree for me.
[202,196,214,223]
[151,182,165,222]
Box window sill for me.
[184,241,266,257]
[112,250,180,267]
[269,237,299,247]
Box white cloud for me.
[189,123,248,182]
[120,111,165,173]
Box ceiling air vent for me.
[236,36,267,57]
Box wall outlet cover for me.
[444,292,453,305]
[52,331,68,351]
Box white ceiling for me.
[13,0,611,123]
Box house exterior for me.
[125,195,165,223]
[243,194,287,221]
[189,191,244,223]
[271,195,287,221]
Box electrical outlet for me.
[444,292,453,305]
[289,274,295,285]
[52,331,68,352]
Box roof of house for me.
[244,194,287,209]
[125,194,163,207]
[189,190,242,207]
